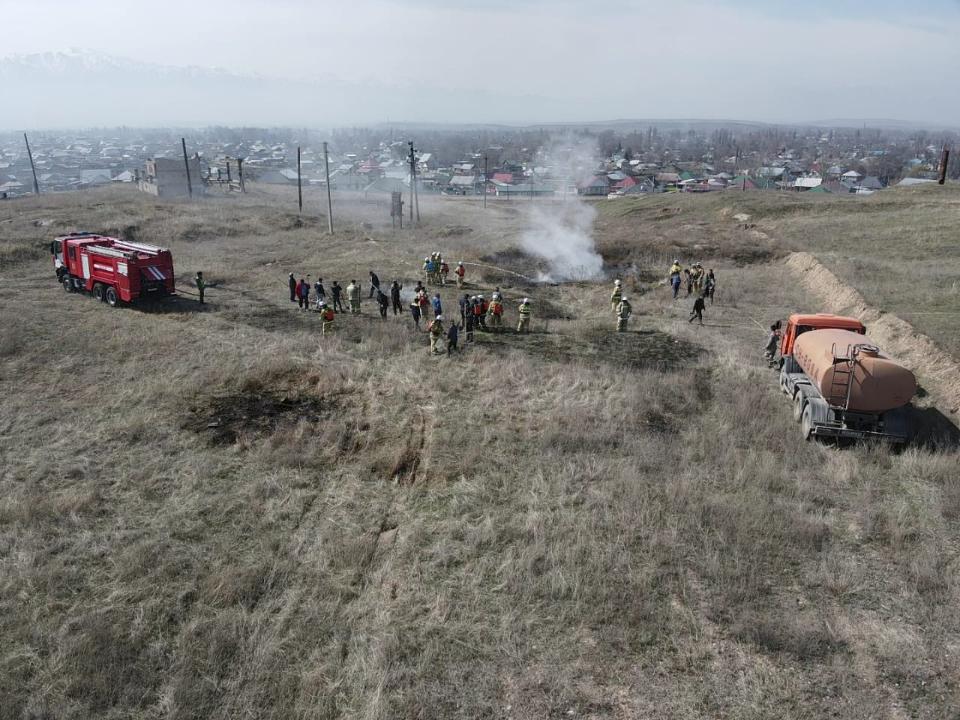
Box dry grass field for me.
[1,184,959,719]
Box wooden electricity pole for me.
[225,159,232,183]
[297,145,303,213]
[181,138,193,198]
[23,133,40,195]
[237,157,245,193]
[323,142,334,234]
[938,146,950,185]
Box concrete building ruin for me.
[138,157,204,198]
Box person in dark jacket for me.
[390,281,403,315]
[331,281,345,313]
[431,293,442,318]
[288,273,297,302]
[459,293,470,328]
[369,270,381,299]
[377,288,389,318]
[464,305,475,343]
[689,293,706,325]
[314,277,326,306]
[195,271,206,304]
[447,322,459,354]
[409,300,422,330]
[297,277,310,310]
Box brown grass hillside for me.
[1,185,959,719]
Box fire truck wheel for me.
[62,277,73,292]
[93,283,106,302]
[105,287,119,307]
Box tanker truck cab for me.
[778,313,915,444]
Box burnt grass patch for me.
[476,327,702,371]
[185,390,343,446]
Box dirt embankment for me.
[786,251,960,418]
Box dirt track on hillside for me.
[785,251,960,418]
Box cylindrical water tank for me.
[793,329,916,413]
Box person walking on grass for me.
[288,272,297,303]
[447,321,459,354]
[369,270,381,299]
[616,295,632,332]
[377,288,389,318]
[669,260,682,300]
[689,292,706,326]
[331,281,345,313]
[455,261,465,288]
[428,314,445,354]
[517,297,532,333]
[347,280,361,314]
[195,271,206,304]
[684,268,693,296]
[705,269,716,304]
[390,281,403,315]
[320,302,336,335]
[431,293,442,319]
[409,299,422,330]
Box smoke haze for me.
[520,137,604,282]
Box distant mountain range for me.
[2,50,957,132]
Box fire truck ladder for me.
[827,343,858,408]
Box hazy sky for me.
[3,0,960,126]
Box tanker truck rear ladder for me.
[825,342,858,409]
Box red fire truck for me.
[51,232,176,306]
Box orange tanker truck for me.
[778,313,916,443]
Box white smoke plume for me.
[519,135,605,282]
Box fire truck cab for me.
[52,232,176,306]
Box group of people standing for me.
[422,252,466,288]
[668,260,716,302]
[286,253,532,354]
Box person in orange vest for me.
[473,294,487,331]
[320,301,336,335]
[417,289,431,326]
[487,293,504,330]
[455,261,465,288]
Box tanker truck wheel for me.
[62,276,73,292]
[93,283,106,302]
[801,404,815,441]
[792,392,805,422]
[105,287,119,307]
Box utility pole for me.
[225,159,231,183]
[323,141,334,234]
[23,133,40,195]
[483,155,488,209]
[408,141,420,224]
[938,145,950,185]
[237,157,245,193]
[408,141,416,226]
[297,145,303,214]
[181,138,193,198]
